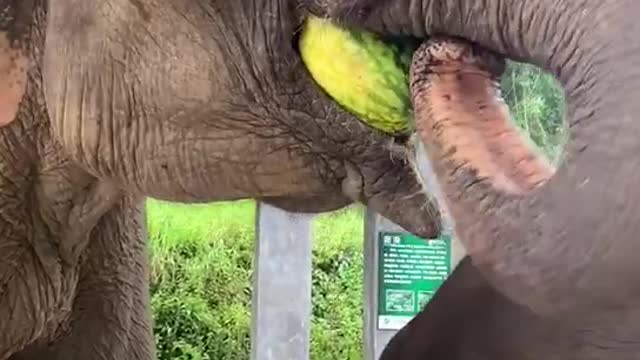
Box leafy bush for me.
[147,61,566,360]
[502,61,567,161]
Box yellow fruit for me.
[298,15,418,135]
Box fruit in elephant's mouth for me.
[298,15,420,136]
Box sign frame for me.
[363,143,467,359]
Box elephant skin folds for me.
[0,48,154,360]
[0,0,444,358]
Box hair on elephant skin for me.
[0,0,443,359]
[380,257,640,360]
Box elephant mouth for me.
[293,15,425,144]
[293,18,559,195]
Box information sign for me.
[377,231,452,330]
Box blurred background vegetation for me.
[148,61,566,360]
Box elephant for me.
[308,0,640,317]
[375,36,640,359]
[379,257,640,360]
[1,0,638,359]
[1,1,446,359]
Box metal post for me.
[251,202,314,360]
[363,143,466,359]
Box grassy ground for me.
[147,199,367,360]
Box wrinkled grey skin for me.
[0,0,443,359]
[3,0,637,359]
[310,0,640,317]
[380,257,640,360]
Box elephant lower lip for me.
[409,37,555,195]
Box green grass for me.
[147,200,367,360]
[148,200,256,360]
[147,61,567,360]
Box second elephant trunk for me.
[320,0,640,316]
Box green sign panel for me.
[377,231,452,330]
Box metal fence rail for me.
[251,203,314,360]
[250,145,465,360]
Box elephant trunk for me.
[322,0,640,315]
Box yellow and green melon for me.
[299,16,419,135]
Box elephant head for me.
[307,0,640,316]
[2,1,450,357]
[0,0,446,239]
